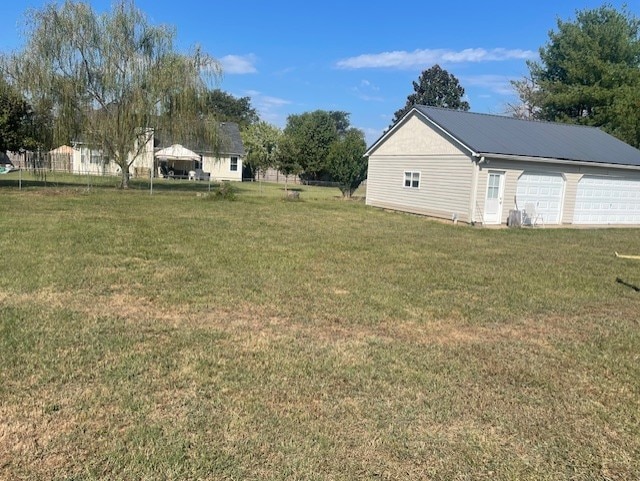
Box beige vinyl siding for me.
[202,155,243,181]
[372,113,467,157]
[72,146,121,176]
[366,114,475,222]
[367,154,474,221]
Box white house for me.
[200,122,245,181]
[365,106,640,227]
[152,122,245,181]
[70,122,245,181]
[72,128,155,177]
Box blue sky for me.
[1,0,638,144]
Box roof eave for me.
[482,152,640,170]
[199,150,245,157]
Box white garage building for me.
[365,106,640,226]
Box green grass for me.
[1,173,639,480]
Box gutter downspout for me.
[469,155,483,224]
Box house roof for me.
[49,145,74,155]
[0,151,12,165]
[154,122,245,157]
[369,105,640,167]
[218,122,245,156]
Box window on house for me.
[90,152,102,164]
[230,156,238,172]
[404,171,420,188]
[487,172,501,199]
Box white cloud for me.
[220,54,258,74]
[336,48,536,70]
[242,90,292,126]
[352,79,384,102]
[258,95,292,108]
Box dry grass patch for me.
[3,288,640,479]
[2,184,640,479]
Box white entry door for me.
[484,171,505,224]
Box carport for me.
[155,144,201,178]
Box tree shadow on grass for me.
[144,179,252,194]
[0,177,93,190]
[0,175,252,195]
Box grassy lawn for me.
[1,173,639,480]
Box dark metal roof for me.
[218,122,245,156]
[0,151,13,165]
[414,105,640,167]
[154,122,245,156]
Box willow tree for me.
[3,0,220,188]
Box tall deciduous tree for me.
[393,65,470,124]
[280,110,349,180]
[326,128,367,198]
[274,134,302,193]
[241,120,281,180]
[505,77,543,120]
[0,77,34,152]
[3,0,220,188]
[203,89,258,129]
[526,5,640,147]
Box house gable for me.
[368,112,470,158]
[366,111,476,222]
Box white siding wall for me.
[366,114,475,222]
[72,146,120,176]
[202,155,243,181]
[72,129,154,178]
[129,129,155,177]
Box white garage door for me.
[574,175,640,224]
[516,172,565,224]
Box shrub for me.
[203,181,237,201]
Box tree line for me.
[2,1,639,193]
[0,0,367,195]
[243,111,367,197]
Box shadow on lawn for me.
[616,277,640,292]
[0,174,253,195]
[0,176,90,190]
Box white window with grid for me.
[404,171,420,189]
